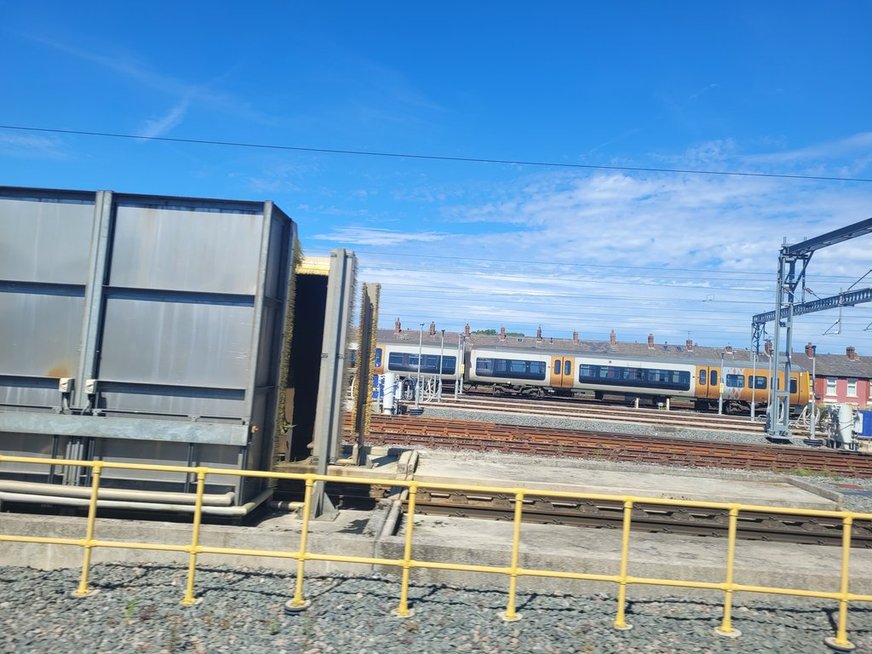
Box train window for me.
[387,352,456,374]
[374,348,383,368]
[477,357,546,381]
[699,370,706,385]
[790,379,798,394]
[564,360,572,376]
[578,364,690,391]
[553,359,562,374]
[725,374,745,388]
[710,370,718,386]
[750,375,766,389]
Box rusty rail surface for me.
[354,415,872,478]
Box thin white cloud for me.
[137,99,190,139]
[28,34,272,125]
[0,132,68,159]
[313,226,447,246]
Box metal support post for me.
[439,329,445,402]
[415,323,424,409]
[718,353,725,415]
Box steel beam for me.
[784,216,872,256]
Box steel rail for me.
[361,416,872,478]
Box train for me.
[373,339,811,413]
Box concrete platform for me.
[409,451,840,510]
[1,449,866,600]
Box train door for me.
[550,357,573,389]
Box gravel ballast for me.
[1,564,869,653]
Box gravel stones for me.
[1,565,869,653]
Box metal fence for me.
[0,453,870,651]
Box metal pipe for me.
[0,480,235,506]
[0,488,272,516]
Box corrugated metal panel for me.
[0,187,298,505]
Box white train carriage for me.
[373,341,460,382]
[571,355,698,400]
[468,347,555,397]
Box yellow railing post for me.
[613,498,634,631]
[73,461,102,597]
[393,483,417,618]
[286,475,315,612]
[180,468,207,606]
[715,505,741,638]
[824,515,855,652]
[502,490,525,622]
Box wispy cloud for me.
[338,136,872,351]
[28,34,272,125]
[136,99,190,139]
[313,226,447,246]
[0,132,68,159]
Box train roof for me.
[377,329,816,373]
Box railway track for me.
[407,489,872,548]
[360,415,872,478]
[434,395,770,434]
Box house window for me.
[847,378,858,397]
[825,379,837,396]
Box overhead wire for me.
[3,123,872,183]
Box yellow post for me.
[181,469,207,606]
[287,476,315,611]
[825,515,855,652]
[613,499,633,631]
[73,462,102,597]
[715,506,741,638]
[394,484,417,618]
[502,491,525,622]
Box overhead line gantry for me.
[751,216,872,440]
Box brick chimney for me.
[805,342,816,358]
[429,321,436,336]
[609,329,617,346]
[499,326,506,341]
[572,330,579,345]
[764,339,773,356]
[536,325,542,342]
[647,333,654,349]
[464,322,470,337]
[847,346,858,361]
[394,317,401,335]
[685,338,693,352]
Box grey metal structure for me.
[0,187,297,511]
[310,249,357,517]
[752,216,872,439]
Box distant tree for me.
[472,329,526,337]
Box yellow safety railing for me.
[1,454,870,651]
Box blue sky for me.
[2,2,872,354]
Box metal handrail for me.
[0,454,869,650]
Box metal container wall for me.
[0,187,297,504]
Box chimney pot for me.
[429,321,436,336]
[499,326,506,341]
[464,322,470,337]
[847,346,857,360]
[572,330,579,344]
[609,329,617,346]
[647,333,654,349]
[686,338,693,352]
[805,342,816,358]
[394,317,401,335]
[536,325,542,342]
